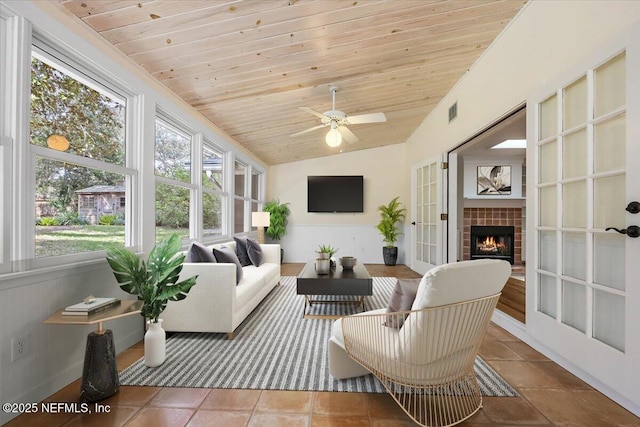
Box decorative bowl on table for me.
[340,256,357,270]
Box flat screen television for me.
[308,175,364,213]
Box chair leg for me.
[381,372,482,427]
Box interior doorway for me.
[448,106,526,323]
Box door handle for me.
[605,225,640,238]
[626,201,640,214]
[411,221,416,225]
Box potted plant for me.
[314,244,336,274]
[376,196,407,266]
[263,199,290,261]
[106,233,198,367]
[317,244,338,259]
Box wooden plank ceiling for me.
[58,0,526,165]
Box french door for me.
[411,155,446,275]
[527,25,640,408]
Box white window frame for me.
[233,160,251,235]
[154,114,197,243]
[0,7,267,276]
[9,32,138,270]
[201,140,229,241]
[0,12,12,274]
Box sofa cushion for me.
[213,246,243,284]
[233,236,252,267]
[246,238,264,266]
[397,259,511,365]
[411,259,511,310]
[235,267,265,309]
[385,278,420,329]
[186,241,217,263]
[332,308,389,349]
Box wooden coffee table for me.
[296,261,373,319]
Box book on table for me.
[62,298,121,316]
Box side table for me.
[44,300,143,402]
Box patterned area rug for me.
[119,276,518,397]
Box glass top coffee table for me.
[296,261,373,319]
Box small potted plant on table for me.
[316,244,338,273]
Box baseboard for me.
[491,310,640,417]
[0,328,143,425]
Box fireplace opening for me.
[470,225,514,264]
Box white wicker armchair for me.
[329,259,511,427]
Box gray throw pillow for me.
[186,241,217,263]
[246,238,264,267]
[385,278,421,329]
[234,236,252,267]
[213,246,244,284]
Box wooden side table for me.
[44,300,143,402]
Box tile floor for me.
[5,264,640,426]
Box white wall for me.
[268,144,410,263]
[0,266,141,425]
[406,1,640,159]
[403,0,640,415]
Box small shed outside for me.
[76,183,125,224]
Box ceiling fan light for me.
[325,128,342,147]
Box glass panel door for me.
[534,52,628,348]
[412,157,443,274]
[528,25,639,410]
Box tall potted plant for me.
[376,196,407,266]
[106,234,198,367]
[263,199,290,261]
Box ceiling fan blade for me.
[338,126,359,144]
[290,123,328,137]
[345,112,387,125]
[299,107,328,120]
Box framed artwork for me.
[477,165,511,195]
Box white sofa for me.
[161,241,281,339]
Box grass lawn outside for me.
[35,225,189,258]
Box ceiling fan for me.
[290,85,386,147]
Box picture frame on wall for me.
[477,165,511,195]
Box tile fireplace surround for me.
[463,207,523,264]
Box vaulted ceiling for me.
[57,0,527,165]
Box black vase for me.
[382,246,398,266]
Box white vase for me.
[144,319,166,367]
[315,258,330,274]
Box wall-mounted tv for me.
[308,175,364,213]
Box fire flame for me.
[478,236,506,253]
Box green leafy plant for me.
[99,214,119,225]
[55,211,88,226]
[38,217,60,226]
[263,199,291,240]
[376,196,407,247]
[317,244,338,257]
[106,233,198,323]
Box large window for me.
[30,50,133,258]
[0,16,266,274]
[233,161,265,235]
[203,145,225,238]
[234,161,247,234]
[154,119,192,243]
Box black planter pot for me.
[382,246,398,266]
